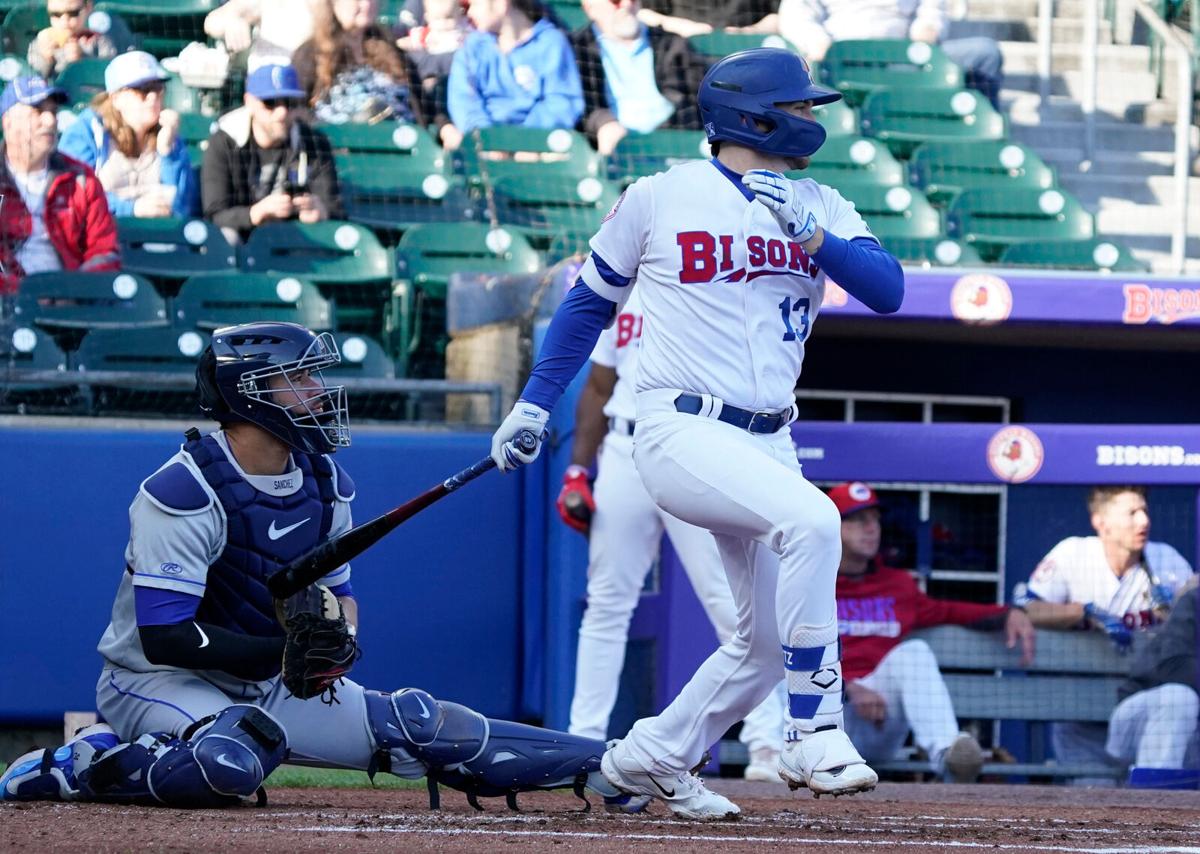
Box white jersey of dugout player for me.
[97,430,352,695]
[580,160,873,412]
[1028,536,1193,628]
[590,287,642,422]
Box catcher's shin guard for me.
[365,688,610,810]
[78,705,288,807]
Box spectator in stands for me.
[1019,485,1195,784]
[292,0,429,126]
[570,0,706,155]
[204,0,321,71]
[442,0,583,149]
[0,76,119,290]
[200,64,342,244]
[58,52,199,220]
[28,0,117,80]
[776,0,1005,109]
[395,0,471,86]
[831,481,1036,783]
[1105,578,1199,783]
[636,0,779,39]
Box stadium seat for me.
[116,217,237,294]
[687,31,797,58]
[794,136,905,189]
[173,273,334,332]
[544,0,587,30]
[836,184,942,240]
[489,174,620,257]
[908,140,1057,207]
[53,56,109,107]
[72,325,208,414]
[457,126,600,186]
[12,272,168,347]
[0,321,70,406]
[0,52,30,82]
[998,238,1149,272]
[389,222,540,376]
[946,188,1095,261]
[338,153,476,233]
[323,331,404,417]
[95,0,218,58]
[814,97,859,138]
[179,112,218,169]
[821,39,964,106]
[606,128,710,187]
[319,121,439,156]
[860,87,1006,159]
[882,236,984,268]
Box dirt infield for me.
[4,780,1198,853]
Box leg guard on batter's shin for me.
[78,705,288,808]
[0,724,119,802]
[365,688,610,811]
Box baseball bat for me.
[266,430,539,599]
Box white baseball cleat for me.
[601,741,741,821]
[779,728,878,797]
[743,747,781,783]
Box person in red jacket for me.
[0,75,120,292]
[831,481,1036,783]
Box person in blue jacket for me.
[58,51,199,219]
[442,0,583,149]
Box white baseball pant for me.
[568,429,785,754]
[614,389,844,776]
[1106,683,1200,769]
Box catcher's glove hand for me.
[278,583,360,703]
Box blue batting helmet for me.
[197,321,350,455]
[698,48,841,159]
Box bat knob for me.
[514,429,539,454]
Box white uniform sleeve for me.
[590,320,618,369]
[1027,539,1073,604]
[125,492,220,597]
[317,489,353,591]
[580,177,653,307]
[818,184,877,244]
[1148,542,1195,593]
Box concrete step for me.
[1033,148,1182,177]
[1009,119,1178,153]
[968,0,1091,20]
[1004,76,1163,125]
[1000,40,1156,75]
[1060,173,1200,210]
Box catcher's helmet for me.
[196,321,350,455]
[698,48,841,159]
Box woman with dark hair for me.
[291,0,428,125]
[58,51,198,219]
[443,0,582,149]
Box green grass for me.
[0,761,421,790]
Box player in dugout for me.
[1,321,636,812]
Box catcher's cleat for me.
[779,727,877,797]
[743,747,782,783]
[601,741,740,821]
[603,793,653,814]
[1,724,119,802]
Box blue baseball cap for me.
[245,64,305,101]
[0,76,66,118]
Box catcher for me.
[1,321,621,810]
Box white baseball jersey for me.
[97,431,352,693]
[589,289,644,422]
[1027,536,1194,628]
[579,159,873,413]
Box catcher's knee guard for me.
[365,688,609,810]
[78,705,288,808]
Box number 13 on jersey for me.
[779,296,811,342]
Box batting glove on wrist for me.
[742,169,818,243]
[491,401,550,473]
[556,464,595,534]
[1084,603,1133,651]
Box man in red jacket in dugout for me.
[831,481,1037,782]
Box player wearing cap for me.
[830,482,1036,783]
[491,47,905,819]
[0,74,119,292]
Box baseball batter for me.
[558,287,787,782]
[492,48,905,819]
[2,322,622,810]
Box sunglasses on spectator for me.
[49,6,86,18]
[126,81,166,97]
[260,97,301,110]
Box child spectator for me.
[28,0,117,80]
[58,52,199,220]
[443,0,583,149]
[396,0,471,82]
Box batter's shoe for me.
[939,733,985,784]
[601,741,740,821]
[779,728,878,797]
[1,724,119,801]
[743,747,781,783]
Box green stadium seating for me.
[821,39,964,106]
[813,97,859,138]
[319,121,440,156]
[173,273,334,331]
[179,112,218,169]
[389,222,540,375]
[95,0,218,58]
[53,56,108,107]
[0,321,69,402]
[998,238,1149,273]
[326,331,394,379]
[909,140,1057,207]
[489,174,620,256]
[72,325,208,414]
[837,184,942,240]
[337,152,476,233]
[12,272,168,344]
[606,128,711,187]
[544,0,588,31]
[946,188,1095,261]
[687,31,796,58]
[457,126,600,186]
[794,136,905,189]
[882,236,984,268]
[163,72,203,114]
[860,87,1006,159]
[116,217,237,293]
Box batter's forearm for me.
[1024,600,1086,629]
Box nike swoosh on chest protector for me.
[268,517,311,541]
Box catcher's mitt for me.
[278,583,360,703]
